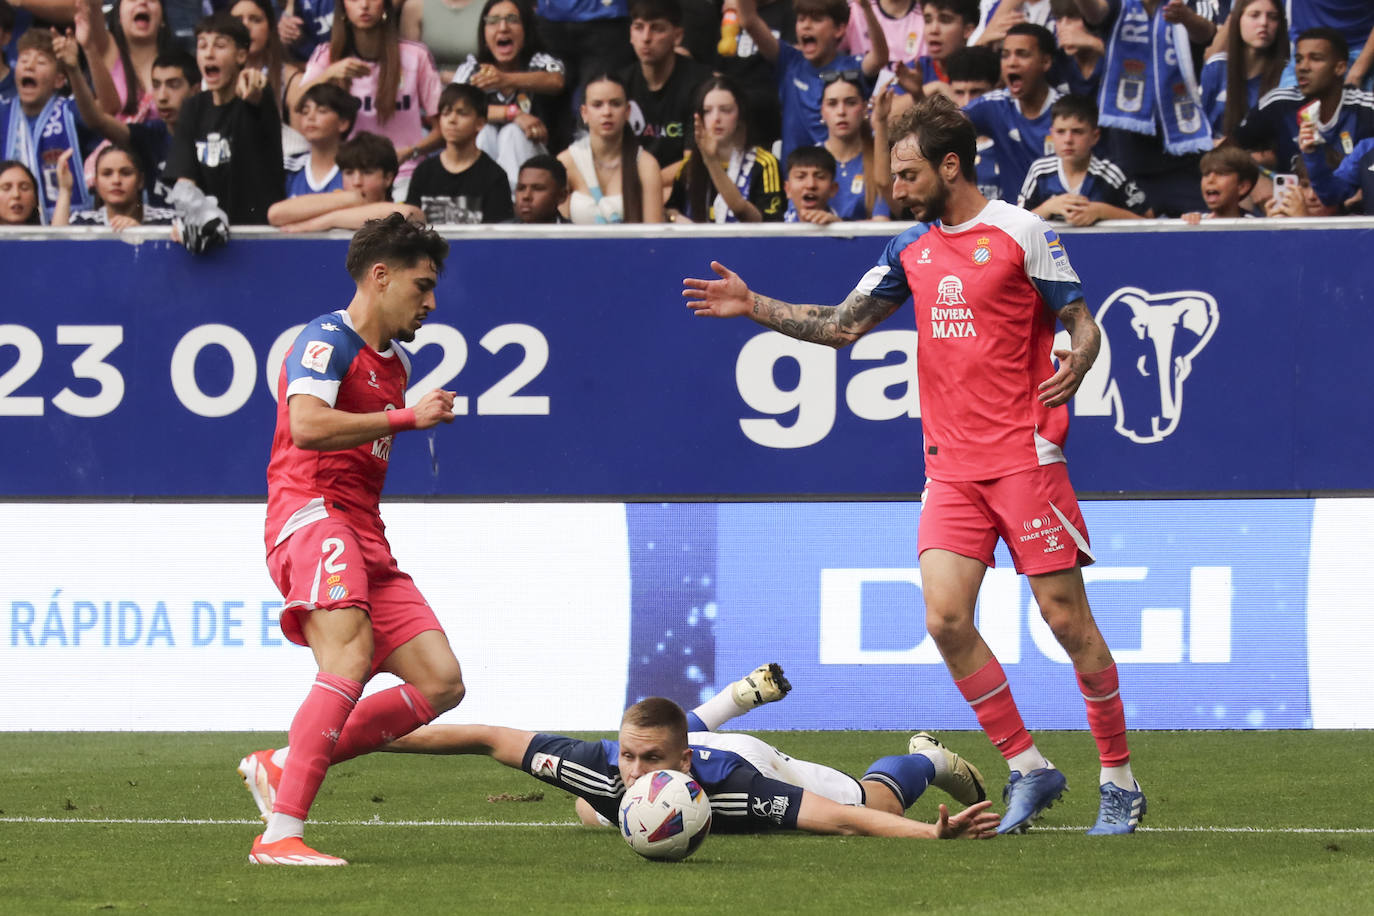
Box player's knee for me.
[924,605,976,648]
[423,670,466,714]
[1037,595,1092,652]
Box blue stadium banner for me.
[4,223,1372,497]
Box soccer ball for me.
[618,769,712,861]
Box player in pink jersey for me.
[245,213,465,866]
[683,93,1145,837]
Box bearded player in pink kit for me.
[241,213,465,865]
[683,93,1145,836]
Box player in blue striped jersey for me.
[384,693,998,838]
[1018,94,1149,223]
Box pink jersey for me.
[304,40,443,179]
[265,310,413,550]
[858,200,1085,482]
[844,0,925,61]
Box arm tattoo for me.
[749,289,903,348]
[1058,300,1101,369]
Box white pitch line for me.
[1,817,1372,835]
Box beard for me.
[910,180,950,223]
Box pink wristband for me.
[386,407,417,432]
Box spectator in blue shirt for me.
[736,0,889,160]
[963,22,1060,201]
[1019,93,1149,223]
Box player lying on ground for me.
[242,665,999,838]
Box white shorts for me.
[690,732,865,807]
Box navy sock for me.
[685,711,707,732]
[862,754,936,810]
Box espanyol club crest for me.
[971,237,992,266]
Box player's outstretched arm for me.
[683,261,903,348]
[288,388,456,451]
[381,724,537,769]
[1038,299,1100,407]
[795,791,999,838]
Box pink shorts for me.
[266,515,443,674]
[918,464,1095,575]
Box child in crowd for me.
[405,81,513,223]
[0,30,94,222]
[557,72,662,223]
[268,130,423,229]
[899,0,977,92]
[284,82,360,196]
[1050,0,1106,100]
[164,13,284,224]
[57,29,197,208]
[0,159,40,224]
[782,144,840,223]
[452,0,565,189]
[1019,94,1148,224]
[818,71,886,219]
[964,22,1060,202]
[1181,143,1260,223]
[52,142,175,228]
[666,74,784,222]
[510,153,568,222]
[735,0,887,159]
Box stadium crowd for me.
[1,0,1372,239]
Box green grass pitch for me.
[2,730,1371,915]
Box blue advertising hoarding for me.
[3,222,1372,498]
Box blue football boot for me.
[997,767,1068,835]
[1087,781,1147,835]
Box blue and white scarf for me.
[2,95,92,223]
[1098,0,1212,155]
[708,147,757,223]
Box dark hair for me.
[683,75,749,221]
[519,153,567,188]
[945,45,1000,85]
[923,0,979,26]
[628,0,682,26]
[820,75,879,215]
[890,93,977,181]
[331,0,401,122]
[621,697,689,742]
[439,81,488,116]
[0,159,41,225]
[1006,21,1055,57]
[0,0,18,35]
[195,12,251,50]
[793,0,849,26]
[299,82,363,137]
[786,144,837,178]
[1296,26,1349,62]
[110,0,177,117]
[1224,0,1288,136]
[580,72,646,223]
[475,0,545,68]
[345,211,450,282]
[231,0,291,111]
[91,142,146,218]
[1199,143,1259,189]
[1050,93,1098,128]
[153,48,201,85]
[336,130,401,187]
